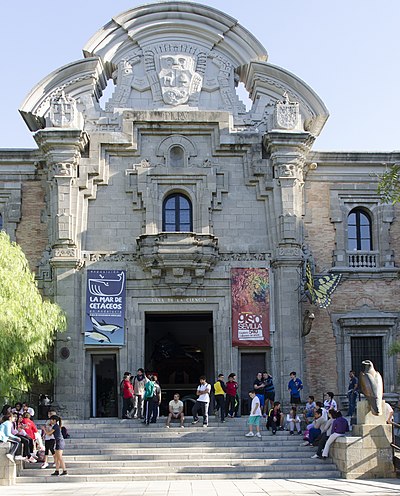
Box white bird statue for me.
[359,360,383,415]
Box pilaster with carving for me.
[34,129,88,257]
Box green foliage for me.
[389,341,400,357]
[0,232,66,400]
[377,164,400,204]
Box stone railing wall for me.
[0,443,16,486]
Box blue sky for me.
[1,0,399,151]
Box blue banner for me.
[85,270,126,346]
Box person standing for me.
[213,374,226,422]
[245,390,262,438]
[288,371,303,405]
[132,368,148,419]
[262,372,275,416]
[347,370,359,417]
[47,415,67,476]
[253,372,265,413]
[145,375,161,424]
[192,376,211,427]
[121,372,134,419]
[225,373,238,418]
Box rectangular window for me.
[351,336,383,379]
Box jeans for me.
[192,401,209,425]
[225,395,236,416]
[348,392,357,417]
[214,395,225,421]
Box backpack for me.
[144,381,155,400]
[61,426,70,439]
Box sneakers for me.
[203,424,208,428]
[303,441,310,446]
[255,432,262,438]
[51,470,60,476]
[191,419,199,424]
[6,453,14,462]
[298,431,302,435]
[180,425,185,429]
[272,429,277,435]
[60,471,68,476]
[289,431,294,435]
[165,425,170,428]
[311,454,322,459]
[28,456,37,463]
[15,455,25,461]
[41,462,49,469]
[245,432,254,437]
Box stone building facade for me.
[0,2,399,418]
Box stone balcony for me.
[136,232,219,294]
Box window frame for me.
[347,208,373,251]
[162,193,193,232]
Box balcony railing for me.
[347,251,378,269]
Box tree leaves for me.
[0,232,67,399]
[377,164,400,204]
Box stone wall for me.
[0,444,16,486]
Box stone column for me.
[34,129,88,418]
[264,130,314,401]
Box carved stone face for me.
[158,54,197,105]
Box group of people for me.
[0,402,67,476]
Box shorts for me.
[264,391,275,401]
[256,394,265,407]
[248,415,261,426]
[55,440,65,451]
[290,395,301,404]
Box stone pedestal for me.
[0,444,16,486]
[330,400,395,479]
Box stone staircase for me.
[17,417,341,483]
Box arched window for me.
[163,193,192,232]
[347,208,372,251]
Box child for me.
[41,409,57,469]
[286,406,301,435]
[245,390,262,438]
[47,415,67,476]
[304,395,316,424]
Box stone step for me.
[25,457,336,468]
[60,449,314,459]
[17,469,342,483]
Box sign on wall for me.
[85,270,126,346]
[231,268,270,347]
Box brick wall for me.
[16,180,47,272]
[304,180,400,398]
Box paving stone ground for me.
[5,478,400,496]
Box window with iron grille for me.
[350,336,383,379]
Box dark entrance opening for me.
[145,312,213,415]
[240,352,266,415]
[91,354,118,417]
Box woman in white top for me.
[323,392,337,412]
[286,407,301,435]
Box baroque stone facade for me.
[0,2,399,418]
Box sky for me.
[1,0,399,151]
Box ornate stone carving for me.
[53,248,78,258]
[49,91,81,128]
[82,252,138,263]
[137,233,219,290]
[219,253,270,262]
[51,162,74,177]
[144,44,207,106]
[273,92,300,130]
